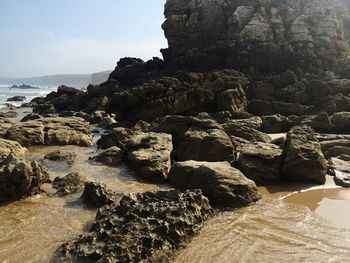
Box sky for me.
[0,0,167,78]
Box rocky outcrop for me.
[7,96,26,102]
[52,172,86,196]
[106,70,248,122]
[56,190,212,263]
[168,161,261,208]
[127,132,173,180]
[97,127,135,150]
[162,0,349,74]
[282,125,327,184]
[238,142,284,185]
[4,117,92,146]
[81,182,118,208]
[0,138,27,160]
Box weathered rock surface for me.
[321,139,350,159]
[127,132,173,180]
[177,127,234,162]
[162,0,349,74]
[4,117,92,146]
[56,189,212,263]
[0,138,27,160]
[81,181,118,208]
[89,147,123,166]
[168,161,261,208]
[282,125,327,184]
[107,70,248,121]
[238,142,284,185]
[52,172,86,196]
[223,120,271,143]
[331,112,350,133]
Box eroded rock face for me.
[0,138,27,160]
[162,0,349,74]
[4,117,92,146]
[168,160,261,208]
[127,132,173,180]
[329,155,350,187]
[238,142,284,185]
[44,151,77,165]
[56,190,212,263]
[282,125,327,184]
[0,153,49,203]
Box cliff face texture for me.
[162,0,350,75]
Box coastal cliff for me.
[162,0,350,75]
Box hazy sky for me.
[0,0,167,77]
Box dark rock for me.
[331,112,350,133]
[282,125,327,184]
[21,113,41,122]
[56,189,212,262]
[0,111,17,118]
[52,172,86,196]
[89,147,123,166]
[81,181,118,208]
[249,100,306,116]
[238,142,284,185]
[168,160,261,208]
[261,114,289,133]
[44,151,77,165]
[7,96,26,102]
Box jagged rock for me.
[44,151,77,165]
[106,70,248,122]
[168,161,261,208]
[89,147,123,166]
[5,117,92,146]
[0,111,17,118]
[282,125,327,184]
[21,113,41,122]
[133,120,151,133]
[176,127,234,162]
[81,181,118,208]
[52,172,86,196]
[0,118,13,137]
[127,132,173,180]
[56,189,212,262]
[0,153,49,203]
[238,142,283,185]
[299,112,335,133]
[331,112,350,133]
[97,127,135,150]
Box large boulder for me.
[331,112,350,133]
[223,121,271,143]
[176,128,234,162]
[5,117,92,146]
[238,142,284,185]
[0,138,27,160]
[97,127,135,150]
[52,172,86,196]
[56,190,212,262]
[320,139,350,159]
[89,147,123,166]
[127,132,173,180]
[168,161,261,208]
[81,181,118,208]
[282,125,327,184]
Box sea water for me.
[0,84,58,108]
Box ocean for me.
[0,84,58,108]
